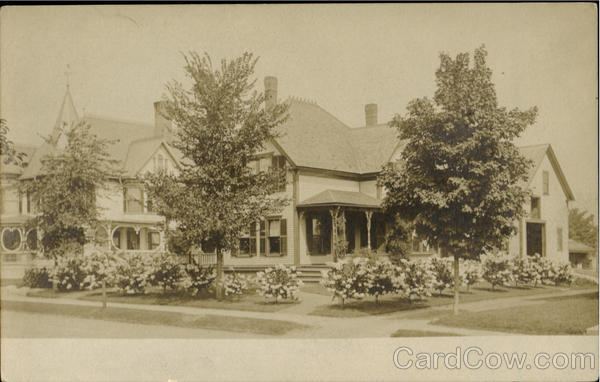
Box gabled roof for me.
[21,112,181,179]
[569,239,595,253]
[297,189,382,209]
[519,144,575,201]
[0,143,37,176]
[275,98,398,174]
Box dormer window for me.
[271,155,286,192]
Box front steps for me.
[221,264,330,284]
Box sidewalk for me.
[2,286,596,338]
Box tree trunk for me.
[101,279,107,309]
[453,253,460,315]
[215,247,224,301]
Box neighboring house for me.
[569,239,597,270]
[0,77,575,278]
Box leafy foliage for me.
[24,121,120,259]
[22,267,52,288]
[569,208,598,249]
[144,52,289,297]
[459,259,481,290]
[110,253,151,295]
[180,262,217,295]
[379,46,535,259]
[148,252,183,293]
[0,119,26,165]
[428,257,454,294]
[481,253,513,289]
[221,273,250,297]
[511,255,540,287]
[321,258,371,305]
[51,255,87,291]
[81,250,117,290]
[256,264,302,303]
[365,259,396,303]
[395,259,434,300]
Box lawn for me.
[309,280,595,318]
[28,287,299,313]
[433,292,599,335]
[1,300,308,336]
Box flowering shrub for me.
[481,253,513,289]
[22,267,52,288]
[511,255,540,287]
[550,262,573,286]
[394,259,433,300]
[148,252,183,293]
[257,264,303,303]
[51,255,87,292]
[81,251,116,290]
[530,254,555,285]
[428,257,454,294]
[460,259,481,291]
[365,259,396,303]
[180,262,216,296]
[221,273,250,297]
[110,253,150,294]
[321,257,371,305]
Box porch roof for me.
[569,239,595,254]
[297,189,382,209]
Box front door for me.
[526,222,545,256]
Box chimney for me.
[264,76,278,109]
[365,103,378,126]
[154,101,173,139]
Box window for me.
[148,231,161,250]
[557,227,563,251]
[2,228,21,251]
[542,171,549,195]
[124,185,144,214]
[238,223,254,256]
[112,230,121,249]
[271,155,286,192]
[530,197,541,219]
[267,218,287,255]
[26,230,38,250]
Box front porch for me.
[297,190,387,264]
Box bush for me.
[51,255,87,292]
[110,253,151,295]
[180,262,216,296]
[530,254,555,285]
[428,257,454,294]
[148,252,183,293]
[460,259,481,291]
[481,253,513,289]
[511,255,540,287]
[221,273,250,298]
[81,251,117,290]
[321,257,371,305]
[394,259,433,300]
[22,267,52,288]
[365,259,395,303]
[257,264,303,303]
[551,262,574,286]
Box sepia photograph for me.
[0,3,598,381]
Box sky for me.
[1,4,597,216]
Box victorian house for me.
[0,77,575,278]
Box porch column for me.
[329,208,336,261]
[365,211,373,251]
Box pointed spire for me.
[50,69,80,145]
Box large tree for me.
[24,121,120,259]
[569,208,598,249]
[379,46,537,314]
[1,119,25,165]
[147,52,289,299]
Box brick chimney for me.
[154,101,173,138]
[264,76,278,109]
[365,103,378,126]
